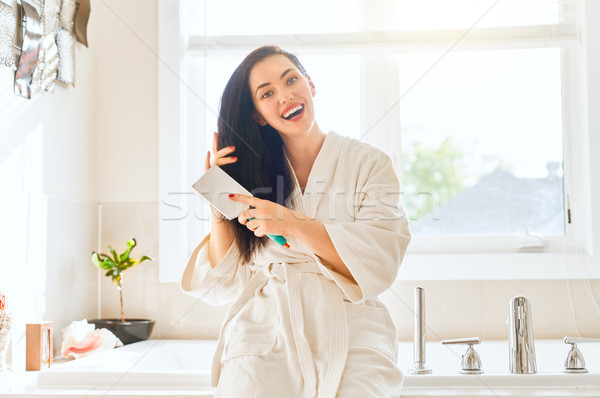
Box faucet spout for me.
[408,287,432,374]
[508,296,537,374]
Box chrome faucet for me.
[508,296,537,373]
[408,287,432,374]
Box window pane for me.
[182,0,361,36]
[181,0,561,37]
[297,53,362,139]
[391,0,561,31]
[399,48,564,236]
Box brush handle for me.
[247,217,289,247]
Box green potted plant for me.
[90,238,155,344]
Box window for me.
[159,0,586,282]
[0,122,46,326]
[399,48,564,236]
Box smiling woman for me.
[249,56,316,135]
[180,46,411,397]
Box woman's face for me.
[248,54,316,137]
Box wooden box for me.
[26,322,53,371]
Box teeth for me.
[283,105,302,119]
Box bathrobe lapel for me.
[285,132,337,220]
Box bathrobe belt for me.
[211,261,349,398]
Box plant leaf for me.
[105,270,112,277]
[121,258,135,271]
[108,246,120,264]
[99,259,115,270]
[91,252,102,268]
[127,238,137,250]
[92,251,114,270]
[139,255,153,263]
[119,238,137,263]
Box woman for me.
[181,46,411,397]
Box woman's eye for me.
[287,76,298,85]
[262,91,272,99]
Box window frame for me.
[158,0,596,282]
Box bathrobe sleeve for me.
[313,153,411,304]
[180,233,252,306]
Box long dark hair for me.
[217,46,307,263]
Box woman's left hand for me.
[229,194,303,237]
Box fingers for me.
[204,151,211,172]
[213,146,237,167]
[246,218,258,230]
[209,132,237,168]
[212,131,219,154]
[237,209,253,225]
[244,218,266,237]
[229,194,253,205]
[215,145,236,157]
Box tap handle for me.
[563,337,592,373]
[441,337,481,346]
[441,337,483,374]
[564,336,600,345]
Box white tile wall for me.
[99,203,228,340]
[45,196,99,354]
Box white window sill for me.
[398,252,599,281]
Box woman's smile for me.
[281,103,305,121]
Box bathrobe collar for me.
[285,131,338,219]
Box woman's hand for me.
[206,132,237,221]
[204,131,237,172]
[229,194,305,238]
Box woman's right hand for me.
[205,131,237,172]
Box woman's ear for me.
[307,75,316,97]
[253,112,267,126]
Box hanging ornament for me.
[56,28,73,84]
[73,0,89,47]
[14,0,43,99]
[30,0,60,92]
[0,0,19,69]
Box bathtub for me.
[10,339,600,397]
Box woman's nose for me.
[279,89,293,104]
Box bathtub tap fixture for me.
[441,337,483,374]
[508,295,537,374]
[562,336,600,373]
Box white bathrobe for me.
[181,131,411,398]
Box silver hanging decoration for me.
[73,0,88,47]
[0,0,18,69]
[56,0,79,86]
[56,28,73,85]
[36,31,57,91]
[35,0,58,92]
[58,0,74,32]
[0,0,89,98]
[14,0,43,99]
[59,0,90,46]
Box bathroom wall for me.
[0,5,99,366]
[96,0,600,343]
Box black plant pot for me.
[89,319,155,345]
